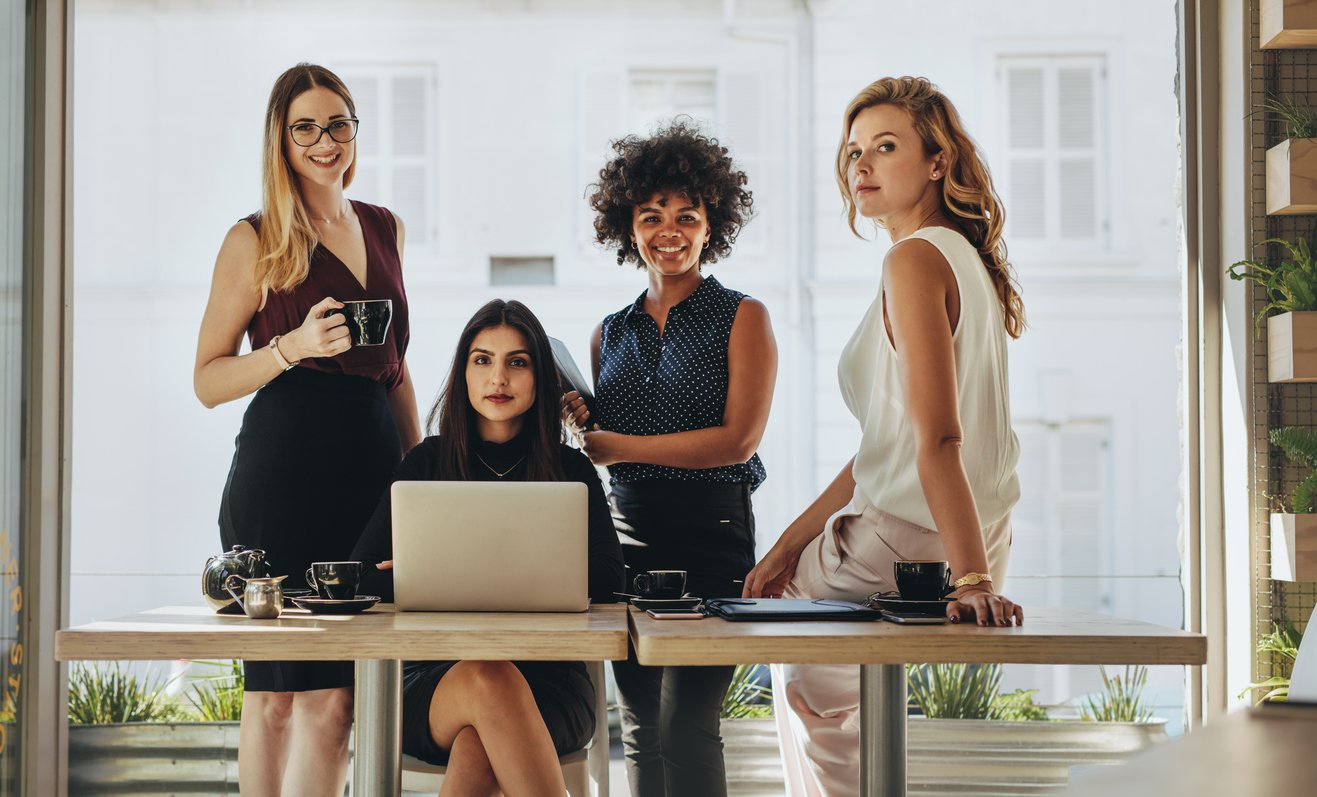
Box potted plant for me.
[1241,622,1304,702]
[905,663,1166,795]
[1227,235,1317,381]
[67,660,243,796]
[1267,426,1317,580]
[1260,93,1317,214]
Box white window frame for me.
[1011,418,1114,582]
[336,63,438,257]
[627,68,717,136]
[993,53,1111,258]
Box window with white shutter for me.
[338,64,436,253]
[628,69,716,135]
[1010,419,1112,596]
[576,69,717,253]
[997,55,1107,251]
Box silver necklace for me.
[475,452,525,478]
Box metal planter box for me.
[68,722,240,796]
[721,716,1167,796]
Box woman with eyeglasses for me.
[194,62,419,795]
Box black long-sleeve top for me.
[351,433,625,604]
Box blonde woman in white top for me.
[743,76,1024,795]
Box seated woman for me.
[352,298,625,796]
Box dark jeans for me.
[609,481,756,797]
[613,653,736,797]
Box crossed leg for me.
[426,660,566,797]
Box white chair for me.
[401,660,610,796]
[1288,605,1317,701]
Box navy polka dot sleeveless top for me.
[596,275,767,488]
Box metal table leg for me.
[354,659,402,796]
[860,663,906,797]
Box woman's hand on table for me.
[375,560,393,570]
[946,584,1023,626]
[742,542,802,599]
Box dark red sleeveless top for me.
[245,200,409,389]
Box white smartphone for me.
[882,612,947,625]
[646,609,704,620]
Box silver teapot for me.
[224,574,287,619]
[202,545,271,614]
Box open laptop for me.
[390,481,589,612]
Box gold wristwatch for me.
[952,572,993,589]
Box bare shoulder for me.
[883,236,953,292]
[220,219,259,256]
[214,221,260,282]
[390,210,406,237]
[735,296,771,320]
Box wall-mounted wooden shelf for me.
[1262,0,1317,49]
[1267,139,1317,214]
[1268,312,1317,381]
[1270,513,1317,581]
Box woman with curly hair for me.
[743,77,1024,795]
[566,119,777,796]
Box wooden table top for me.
[1062,704,1317,796]
[57,604,630,662]
[628,606,1207,666]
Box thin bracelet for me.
[268,335,298,371]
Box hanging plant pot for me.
[1267,311,1317,382]
[1270,512,1317,581]
[1266,139,1317,214]
[1262,0,1317,49]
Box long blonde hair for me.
[835,76,1025,339]
[256,64,357,295]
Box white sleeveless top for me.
[838,226,1020,531]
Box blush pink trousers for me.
[771,487,1012,796]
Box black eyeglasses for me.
[286,118,360,147]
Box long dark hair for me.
[425,300,566,482]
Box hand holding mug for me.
[283,297,351,360]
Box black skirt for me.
[400,660,595,765]
[220,367,401,692]
[609,481,756,599]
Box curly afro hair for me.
[588,119,754,268]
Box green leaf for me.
[1080,665,1154,723]
[721,663,773,719]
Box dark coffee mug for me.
[326,299,392,347]
[633,570,687,600]
[305,561,362,601]
[893,560,951,601]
